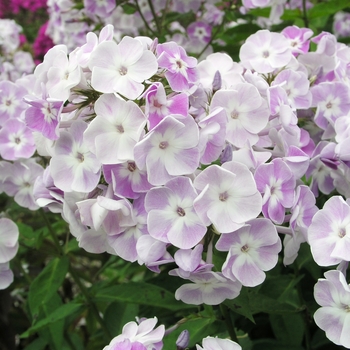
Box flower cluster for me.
[2,13,350,347]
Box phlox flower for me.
[0,118,36,161]
[240,30,292,73]
[308,196,350,266]
[143,82,188,130]
[187,21,212,44]
[312,82,350,132]
[89,36,158,99]
[134,115,200,186]
[216,218,281,287]
[145,176,207,249]
[281,25,313,55]
[50,120,101,193]
[210,83,269,148]
[84,0,116,18]
[314,270,350,348]
[103,161,152,199]
[0,80,27,125]
[3,160,43,210]
[175,271,242,305]
[193,161,262,234]
[103,317,164,350]
[0,262,14,290]
[24,93,64,140]
[254,158,295,224]
[84,93,146,165]
[0,218,19,264]
[196,336,242,350]
[157,41,197,92]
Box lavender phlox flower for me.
[0,19,21,55]
[196,52,243,90]
[193,161,262,234]
[187,22,212,44]
[312,82,350,134]
[0,118,36,161]
[76,24,114,68]
[169,244,213,279]
[272,69,312,109]
[3,159,43,210]
[305,141,337,196]
[308,196,350,266]
[103,161,152,200]
[176,330,190,350]
[0,80,28,125]
[335,116,350,144]
[197,107,227,165]
[202,4,225,25]
[143,82,188,130]
[145,176,207,249]
[254,158,295,224]
[136,235,174,273]
[103,317,165,350]
[107,194,149,262]
[84,0,116,19]
[134,115,200,186]
[84,93,146,165]
[314,270,350,348]
[283,185,318,265]
[33,166,64,213]
[12,51,35,76]
[240,29,292,74]
[0,218,19,265]
[175,270,242,305]
[196,336,242,350]
[281,25,313,55]
[333,11,350,38]
[216,218,281,287]
[210,83,269,148]
[45,48,82,101]
[0,262,14,290]
[50,119,101,193]
[157,41,197,92]
[89,36,158,99]
[24,90,64,141]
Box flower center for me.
[177,207,186,217]
[119,66,128,76]
[219,191,229,202]
[176,60,183,69]
[5,99,12,106]
[241,244,250,253]
[127,161,136,172]
[159,141,169,149]
[15,137,21,144]
[76,152,84,162]
[262,50,270,58]
[326,102,333,109]
[231,110,239,119]
[338,227,346,238]
[116,124,124,133]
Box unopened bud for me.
[212,70,222,92]
[176,329,190,350]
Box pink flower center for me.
[76,152,85,162]
[176,60,183,69]
[15,137,21,144]
[263,50,270,58]
[231,110,239,119]
[159,141,169,149]
[338,227,346,238]
[326,102,333,109]
[116,124,124,133]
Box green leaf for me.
[104,301,139,337]
[23,337,48,350]
[28,256,69,319]
[280,9,302,21]
[308,0,350,19]
[252,339,305,350]
[270,314,305,346]
[18,222,43,248]
[224,287,255,323]
[94,282,193,311]
[21,302,84,338]
[248,7,271,18]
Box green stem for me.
[220,304,239,343]
[40,209,62,255]
[147,0,161,35]
[293,263,312,350]
[302,0,309,28]
[69,266,112,340]
[135,0,157,36]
